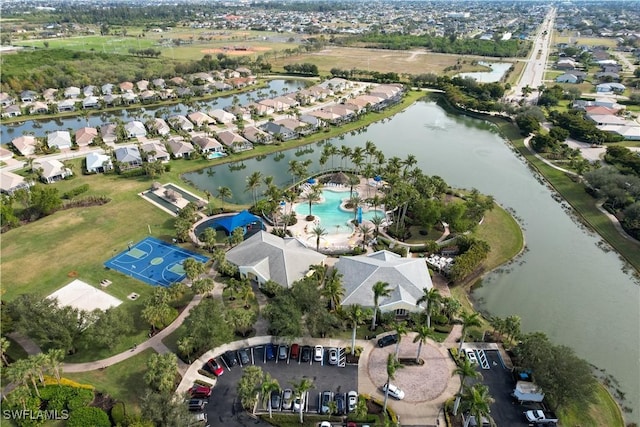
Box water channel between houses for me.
[185,100,640,420]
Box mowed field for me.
[269,46,511,76]
[553,31,619,49]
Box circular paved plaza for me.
[367,337,451,403]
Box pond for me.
[457,62,512,83]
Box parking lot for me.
[469,349,539,427]
[202,344,358,426]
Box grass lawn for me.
[472,203,524,271]
[64,348,155,416]
[553,33,619,49]
[269,46,511,77]
[557,382,624,427]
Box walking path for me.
[7,332,42,356]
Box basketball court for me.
[104,237,208,287]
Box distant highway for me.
[512,7,556,103]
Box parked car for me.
[382,383,405,400]
[314,345,324,362]
[347,391,358,413]
[190,384,212,398]
[377,334,399,347]
[334,392,346,415]
[290,343,300,361]
[270,390,281,410]
[464,349,478,364]
[293,393,304,412]
[278,344,289,360]
[222,350,238,367]
[328,348,339,365]
[266,343,276,361]
[191,411,207,424]
[282,388,293,410]
[204,358,224,376]
[187,398,207,411]
[237,348,250,365]
[301,345,312,362]
[320,422,332,427]
[319,391,333,414]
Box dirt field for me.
[269,46,512,76]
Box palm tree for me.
[311,225,327,251]
[459,311,482,352]
[459,384,496,427]
[0,337,10,366]
[359,224,373,250]
[349,194,362,222]
[382,353,403,415]
[237,282,255,309]
[417,288,441,329]
[393,321,408,360]
[370,215,384,237]
[321,274,344,312]
[260,373,280,418]
[345,304,370,355]
[339,145,352,171]
[371,281,392,330]
[453,358,482,416]
[217,186,232,208]
[413,325,436,364]
[302,188,321,218]
[245,171,263,206]
[291,378,314,423]
[142,302,171,333]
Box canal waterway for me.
[185,100,640,419]
[0,79,307,144]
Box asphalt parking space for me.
[469,350,534,427]
[203,344,358,426]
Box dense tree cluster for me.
[5,294,134,354]
[604,145,640,176]
[548,110,623,144]
[514,332,597,410]
[283,62,319,75]
[584,165,640,239]
[342,33,528,57]
[448,236,491,282]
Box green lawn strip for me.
[161,325,185,354]
[472,202,524,271]
[64,348,155,416]
[557,382,624,427]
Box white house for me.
[47,130,72,150]
[35,159,73,183]
[85,152,113,173]
[124,121,147,139]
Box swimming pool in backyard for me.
[295,189,384,234]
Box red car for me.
[190,384,211,398]
[205,358,224,376]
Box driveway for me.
[203,344,358,426]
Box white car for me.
[382,383,405,400]
[293,393,304,412]
[314,345,324,362]
[464,349,478,364]
[328,348,339,365]
[347,390,358,412]
[320,422,332,427]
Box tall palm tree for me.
[345,304,371,355]
[393,321,408,360]
[349,194,362,222]
[459,384,496,427]
[339,145,352,171]
[311,225,327,251]
[260,373,280,418]
[321,273,344,312]
[302,188,321,218]
[417,288,441,329]
[413,325,436,364]
[371,281,392,330]
[453,358,482,416]
[359,224,373,250]
[459,311,482,352]
[217,186,232,208]
[291,378,314,423]
[382,353,403,415]
[370,215,384,237]
[245,171,263,206]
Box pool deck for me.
[283,177,388,251]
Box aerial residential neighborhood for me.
[0,1,639,427]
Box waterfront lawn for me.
[557,382,624,427]
[64,348,155,416]
[472,203,524,271]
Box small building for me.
[124,121,147,139]
[82,96,100,109]
[225,230,326,289]
[0,92,15,107]
[260,121,298,141]
[168,115,194,132]
[596,83,626,93]
[0,170,31,194]
[35,159,73,183]
[242,126,274,145]
[64,86,81,99]
[191,135,225,154]
[11,135,37,156]
[216,131,253,152]
[555,73,579,84]
[85,152,113,173]
[47,130,72,150]
[114,146,142,170]
[57,99,76,112]
[188,111,215,127]
[167,139,196,159]
[75,127,98,147]
[208,109,235,125]
[140,141,171,162]
[20,90,38,103]
[100,123,118,144]
[2,104,22,118]
[148,118,171,136]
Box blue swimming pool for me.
[296,189,383,234]
[207,151,227,159]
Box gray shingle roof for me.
[335,250,433,312]
[225,231,326,288]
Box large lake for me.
[185,100,640,421]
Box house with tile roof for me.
[47,130,72,150]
